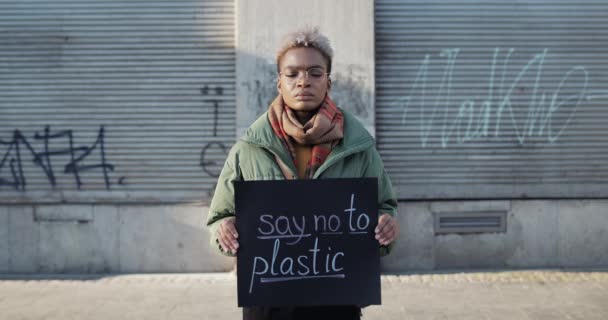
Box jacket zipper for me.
[312,140,372,179]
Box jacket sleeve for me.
[362,146,399,256]
[206,145,241,257]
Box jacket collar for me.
[240,108,374,177]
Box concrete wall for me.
[236,0,375,137]
[1,0,607,274]
[0,205,233,273]
[1,200,607,273]
[382,200,608,271]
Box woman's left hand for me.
[375,213,399,246]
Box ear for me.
[327,77,332,90]
[276,77,282,94]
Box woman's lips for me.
[295,93,315,100]
[296,96,314,101]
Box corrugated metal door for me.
[376,0,608,199]
[0,0,235,203]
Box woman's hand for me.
[375,213,399,246]
[217,217,239,254]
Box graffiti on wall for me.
[199,85,230,197]
[0,126,120,191]
[391,48,593,148]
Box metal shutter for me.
[375,0,608,199]
[0,0,235,203]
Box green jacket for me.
[206,109,398,256]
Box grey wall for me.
[383,200,608,271]
[1,0,607,274]
[375,0,608,199]
[2,200,607,273]
[0,205,233,273]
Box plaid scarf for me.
[267,94,344,179]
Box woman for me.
[206,27,399,320]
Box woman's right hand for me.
[217,217,239,254]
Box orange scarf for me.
[267,94,344,179]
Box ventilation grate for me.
[434,211,507,234]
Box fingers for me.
[375,214,391,234]
[378,228,397,246]
[217,217,239,254]
[224,217,239,239]
[375,214,399,246]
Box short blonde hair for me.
[276,27,334,74]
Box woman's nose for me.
[296,73,311,86]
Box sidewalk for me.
[1,269,607,320]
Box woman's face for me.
[277,47,331,112]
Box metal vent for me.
[434,211,507,234]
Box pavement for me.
[1,269,607,320]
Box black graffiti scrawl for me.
[0,125,117,191]
[199,85,230,197]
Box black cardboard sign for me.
[235,178,380,307]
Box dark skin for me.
[216,47,399,254]
[276,47,331,124]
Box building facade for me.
[1,0,607,273]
